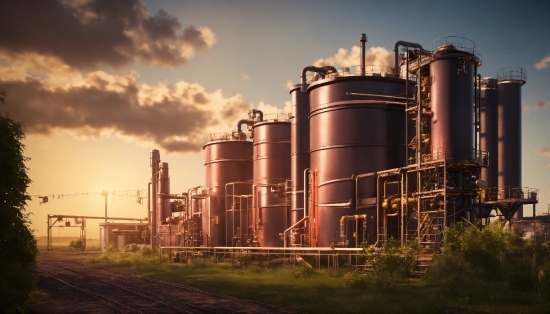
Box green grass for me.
[35,236,101,252]
[75,251,549,313]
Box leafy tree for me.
[0,91,38,312]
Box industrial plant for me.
[52,34,544,256]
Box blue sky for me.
[0,0,547,237]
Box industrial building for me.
[147,34,539,253]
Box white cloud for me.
[312,46,395,74]
[0,54,254,153]
[535,55,550,70]
[239,73,250,81]
[285,80,294,90]
[536,147,550,158]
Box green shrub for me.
[343,271,366,287]
[107,242,117,253]
[69,239,83,249]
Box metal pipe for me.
[237,119,253,133]
[394,41,424,77]
[304,168,310,218]
[283,216,309,248]
[340,214,367,248]
[300,66,338,92]
[360,33,367,76]
[250,109,264,122]
[346,92,414,101]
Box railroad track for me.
[38,260,296,314]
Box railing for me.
[431,36,482,66]
[491,66,527,83]
[408,149,489,165]
[307,64,416,83]
[483,186,539,202]
[205,132,246,143]
[261,113,291,122]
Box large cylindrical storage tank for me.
[290,84,310,227]
[480,77,498,188]
[429,39,480,161]
[308,74,412,247]
[496,67,526,219]
[203,134,253,246]
[253,115,291,247]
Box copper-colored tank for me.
[203,134,253,246]
[290,85,310,226]
[253,115,291,247]
[308,74,412,247]
[429,42,479,161]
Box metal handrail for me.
[259,113,291,122]
[205,132,247,143]
[307,64,416,83]
[431,36,482,66]
[407,149,489,165]
[491,66,527,83]
[483,186,539,202]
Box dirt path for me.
[27,251,295,314]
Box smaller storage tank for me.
[253,114,291,247]
[203,133,253,246]
[496,67,526,219]
[480,77,498,188]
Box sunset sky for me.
[0,0,548,238]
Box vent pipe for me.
[360,33,367,76]
[237,119,253,134]
[300,66,338,92]
[394,41,424,77]
[249,109,264,122]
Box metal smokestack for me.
[360,33,367,76]
[158,162,170,224]
[150,149,160,247]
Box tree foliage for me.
[426,222,550,302]
[0,91,38,312]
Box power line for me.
[32,189,147,205]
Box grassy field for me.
[35,227,550,313]
[35,236,101,252]
[74,250,548,313]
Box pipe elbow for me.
[254,109,263,122]
[394,41,424,76]
[237,119,252,133]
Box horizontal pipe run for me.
[346,92,414,101]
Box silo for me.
[496,67,526,218]
[480,77,498,188]
[429,38,480,161]
[308,74,412,247]
[290,84,310,227]
[253,115,291,247]
[203,133,253,246]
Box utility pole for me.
[101,190,108,223]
